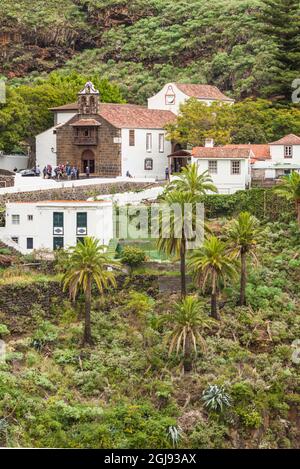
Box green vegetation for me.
[119,245,147,276]
[1,0,299,103]
[166,98,300,146]
[62,237,117,345]
[0,212,300,448]
[274,172,300,226]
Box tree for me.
[259,0,300,100]
[158,165,215,298]
[226,212,260,306]
[157,190,192,298]
[188,236,237,320]
[274,171,300,226]
[164,295,214,372]
[165,97,300,147]
[62,237,117,345]
[165,163,217,197]
[119,245,146,276]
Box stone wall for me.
[0,181,156,205]
[0,281,67,334]
[0,175,14,188]
[56,114,122,177]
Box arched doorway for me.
[82,149,95,174]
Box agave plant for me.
[202,385,231,412]
[167,425,182,448]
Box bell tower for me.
[78,81,100,115]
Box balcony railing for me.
[73,136,98,145]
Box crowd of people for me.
[40,163,90,180]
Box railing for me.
[73,136,98,145]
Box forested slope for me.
[1,0,299,103]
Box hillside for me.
[1,0,299,103]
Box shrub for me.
[119,246,147,275]
[0,324,10,339]
[202,385,232,413]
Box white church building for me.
[36,82,233,180]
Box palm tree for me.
[62,237,117,345]
[157,165,215,298]
[157,190,188,298]
[274,171,300,226]
[164,295,215,372]
[166,163,217,197]
[226,212,260,306]
[188,236,237,320]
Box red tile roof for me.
[99,103,176,129]
[192,147,252,159]
[70,118,101,127]
[51,102,176,129]
[269,134,300,145]
[224,144,270,161]
[175,83,234,102]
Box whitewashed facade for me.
[0,200,113,253]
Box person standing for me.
[165,166,169,180]
[85,165,90,178]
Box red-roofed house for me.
[36,81,233,179]
[191,140,252,194]
[148,82,234,115]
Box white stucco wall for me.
[121,129,172,180]
[270,145,300,164]
[2,201,113,253]
[148,83,218,115]
[192,158,249,194]
[54,111,77,126]
[0,154,29,172]
[36,127,57,169]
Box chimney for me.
[205,138,214,148]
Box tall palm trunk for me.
[180,234,186,298]
[183,330,193,373]
[211,270,220,320]
[83,274,93,345]
[239,249,247,306]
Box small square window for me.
[144,158,153,170]
[231,160,241,174]
[208,160,218,174]
[28,215,33,221]
[284,145,292,158]
[12,214,20,225]
[11,237,19,244]
[27,238,33,249]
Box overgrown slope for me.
[1,0,299,103]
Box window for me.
[208,160,218,174]
[53,237,64,250]
[144,158,153,170]
[11,237,19,244]
[53,212,64,235]
[12,214,20,225]
[77,212,87,235]
[146,133,152,152]
[159,134,164,153]
[231,160,241,175]
[129,129,135,146]
[28,215,33,221]
[27,238,33,249]
[284,145,292,158]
